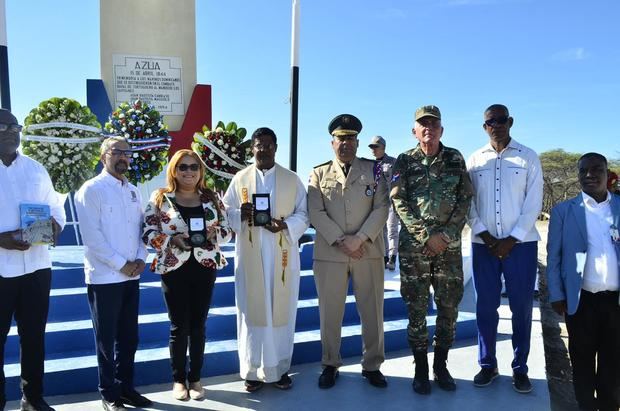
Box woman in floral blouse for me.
[142,149,231,401]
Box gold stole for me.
[236,164,297,327]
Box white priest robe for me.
[223,163,309,382]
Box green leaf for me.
[237,128,247,139]
[226,122,237,132]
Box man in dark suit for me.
[547,152,619,411]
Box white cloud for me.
[551,47,589,61]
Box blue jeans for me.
[472,241,537,374]
[87,280,139,402]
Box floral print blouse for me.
[142,191,232,274]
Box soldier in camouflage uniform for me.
[391,105,473,395]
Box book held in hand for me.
[20,203,53,245]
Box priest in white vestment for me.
[223,127,309,392]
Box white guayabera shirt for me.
[74,169,147,285]
[467,138,544,244]
[0,153,66,277]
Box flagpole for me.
[289,0,300,171]
[0,0,11,110]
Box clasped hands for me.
[240,202,287,233]
[480,231,517,260]
[0,217,62,250]
[335,235,365,259]
[421,232,451,257]
[120,259,145,278]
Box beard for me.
[114,160,129,175]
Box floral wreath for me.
[191,121,253,192]
[21,97,102,194]
[104,99,171,185]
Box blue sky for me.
[5,0,620,182]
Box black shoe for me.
[244,379,264,392]
[432,347,456,391]
[512,372,532,393]
[20,397,55,411]
[362,370,387,388]
[413,350,431,395]
[473,367,499,387]
[274,373,292,390]
[386,255,396,271]
[119,389,152,407]
[101,399,126,411]
[318,366,339,389]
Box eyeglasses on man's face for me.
[484,116,510,128]
[0,123,23,133]
[177,163,200,172]
[108,149,133,157]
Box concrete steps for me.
[3,242,477,400]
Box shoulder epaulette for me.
[313,160,332,169]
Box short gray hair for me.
[100,136,128,157]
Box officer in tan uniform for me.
[308,114,389,389]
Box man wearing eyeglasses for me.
[223,127,309,392]
[391,105,472,395]
[467,104,543,394]
[74,137,151,411]
[0,109,66,411]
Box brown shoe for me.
[244,379,264,392]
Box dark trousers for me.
[161,266,216,383]
[472,241,537,374]
[87,280,139,402]
[0,269,51,406]
[565,290,620,411]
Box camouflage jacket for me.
[391,143,473,248]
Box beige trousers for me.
[313,258,385,371]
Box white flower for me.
[217,139,224,146]
[48,156,59,164]
[121,127,127,132]
[124,133,130,138]
[222,160,227,165]
[215,127,224,133]
[224,144,229,149]
[128,121,135,126]
[138,119,145,126]
[209,153,214,160]
[151,155,156,161]
[133,153,139,158]
[231,147,236,152]
[62,158,72,165]
[146,128,152,134]
[119,114,125,119]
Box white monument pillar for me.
[100,0,196,131]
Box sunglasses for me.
[177,163,200,172]
[0,123,23,132]
[484,116,510,127]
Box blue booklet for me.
[20,203,53,245]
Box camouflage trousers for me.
[400,248,464,353]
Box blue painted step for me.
[3,314,477,399]
[5,291,408,360]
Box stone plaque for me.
[113,54,184,115]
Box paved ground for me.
[5,282,550,411]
